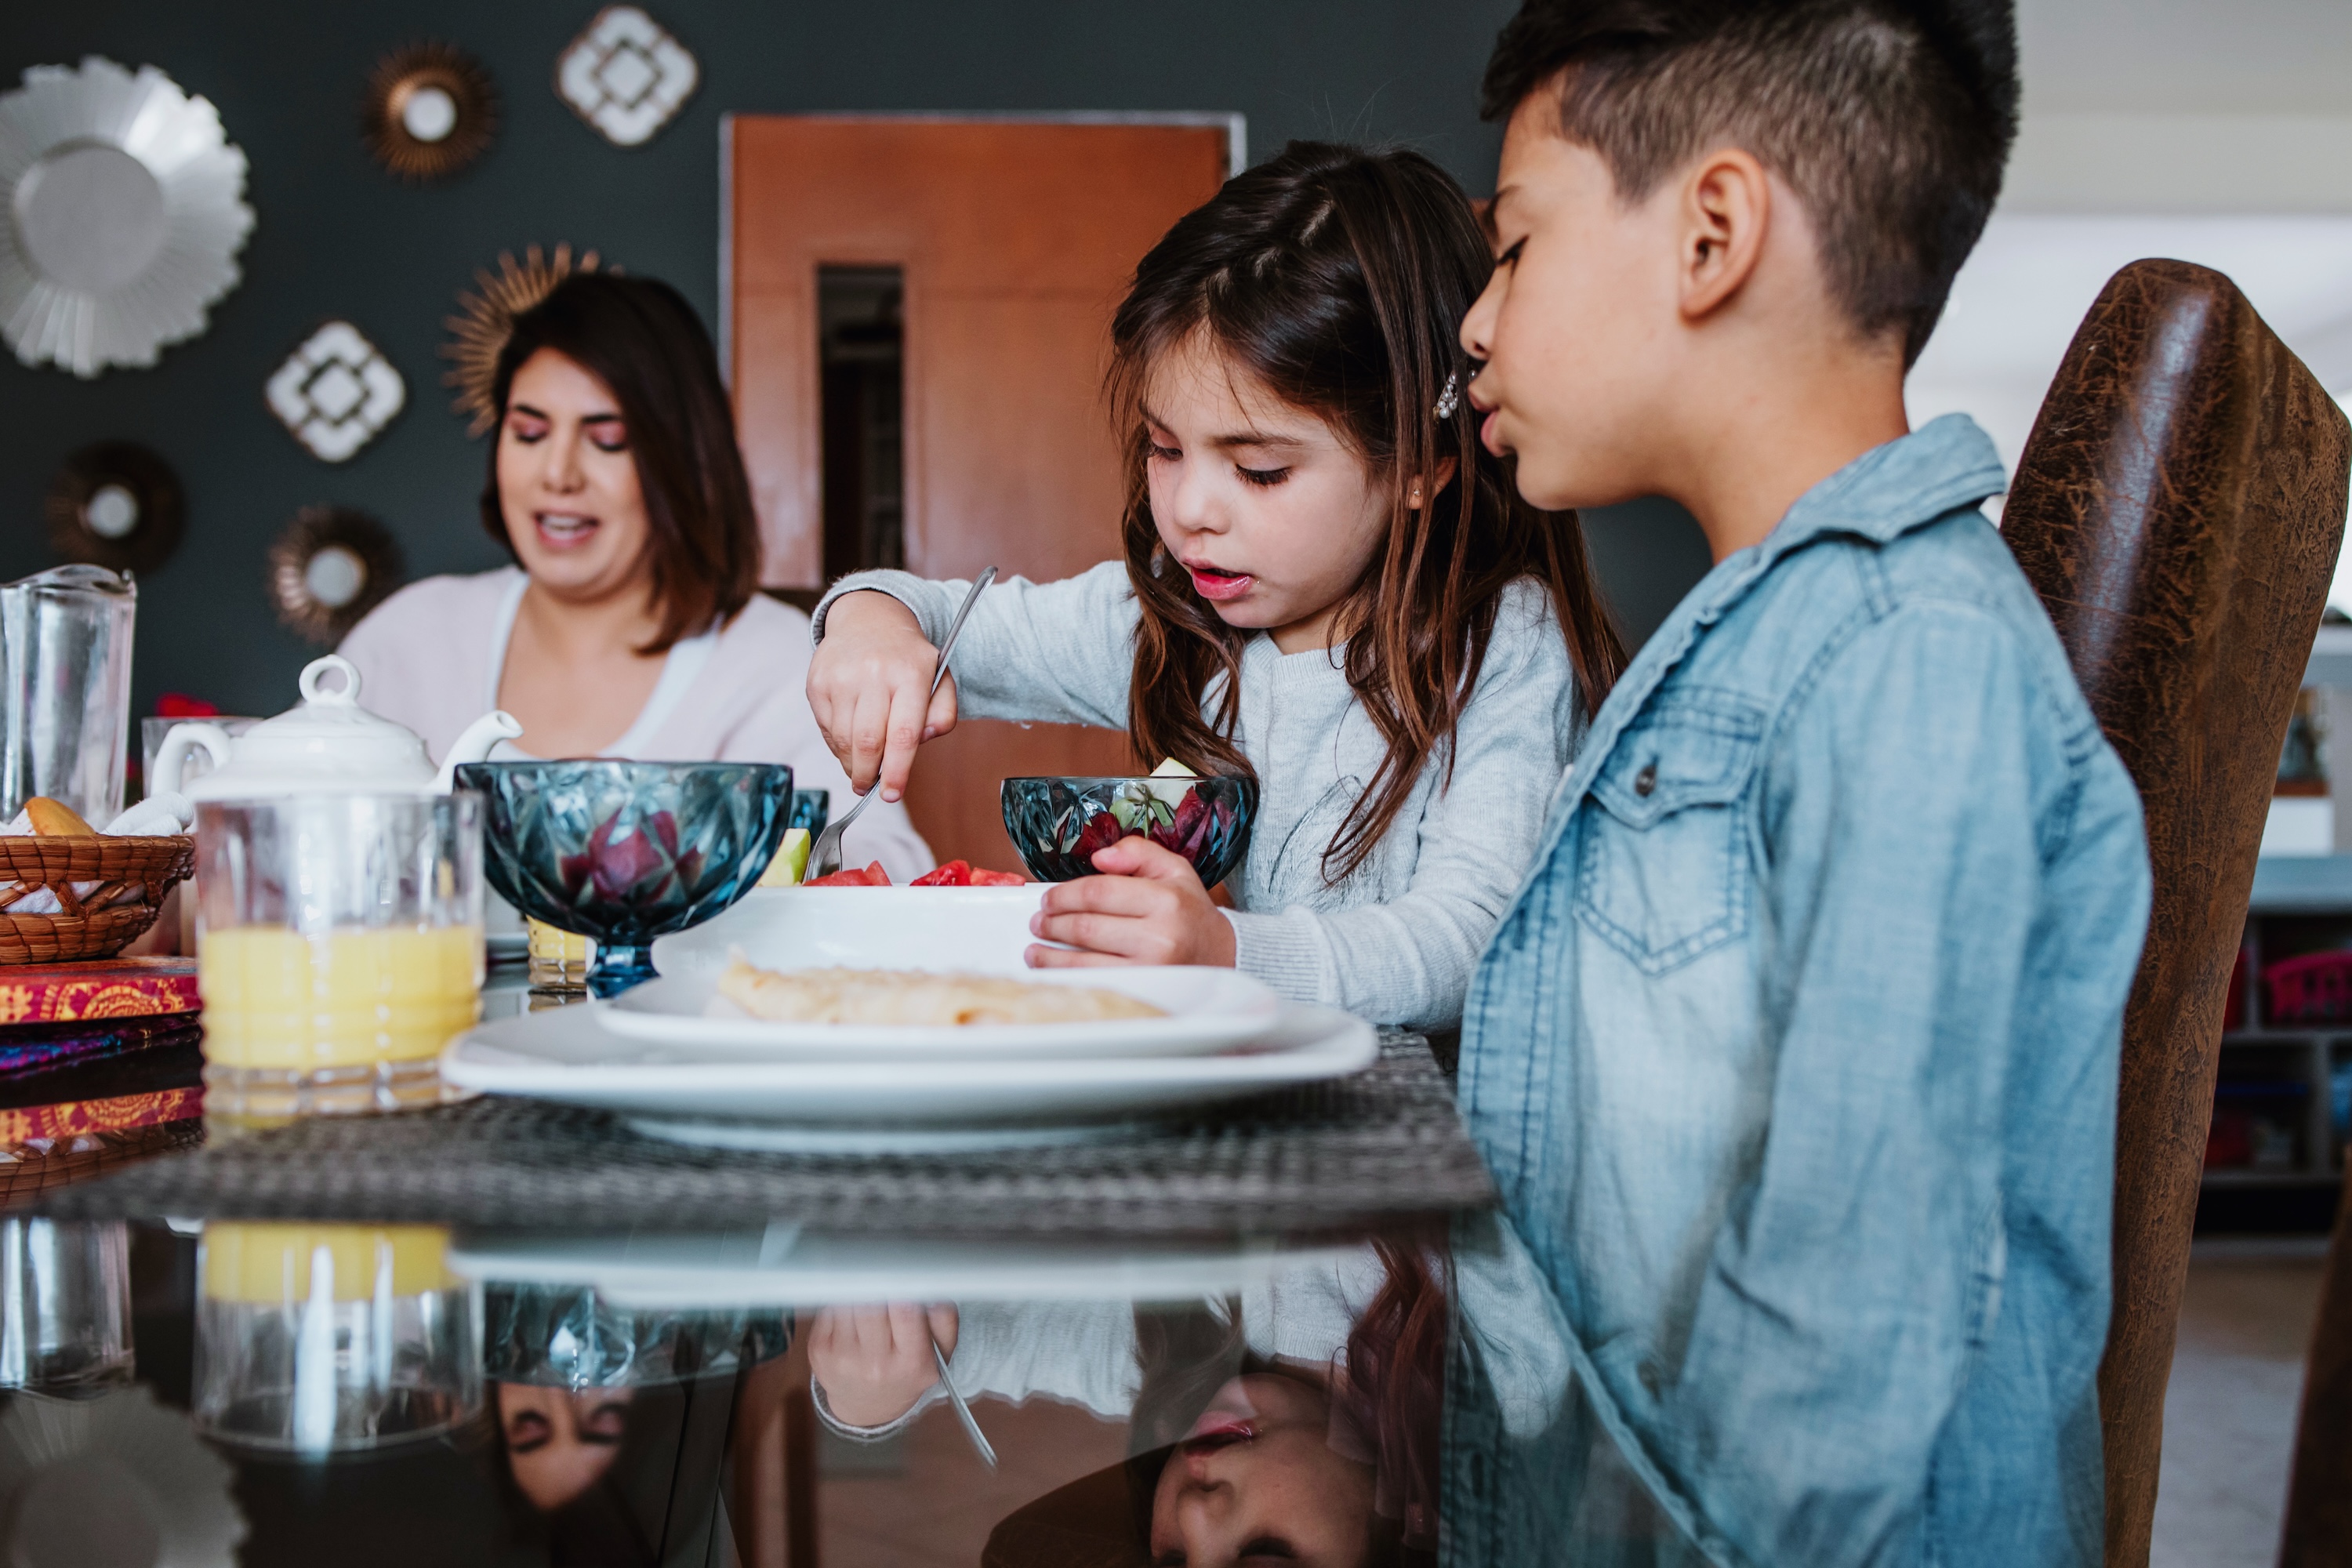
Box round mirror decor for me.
[0,58,253,378]
[267,506,405,645]
[45,442,183,575]
[443,243,604,435]
[361,42,497,183]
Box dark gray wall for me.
[0,0,1708,720]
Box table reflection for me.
[0,999,1718,1567]
[0,1210,1728,1568]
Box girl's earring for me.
[1433,371,1461,421]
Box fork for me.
[807,567,996,880]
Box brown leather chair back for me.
[2002,258,2350,1568]
[2281,1178,2352,1566]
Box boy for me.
[1454,2,2151,1563]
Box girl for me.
[807,141,1623,1028]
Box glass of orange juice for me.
[193,1221,481,1454]
[196,792,483,1120]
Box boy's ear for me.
[1677,148,1772,325]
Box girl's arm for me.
[809,564,1138,799]
[808,1300,1143,1439]
[1229,583,1586,1029]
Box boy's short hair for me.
[1483,1,2019,366]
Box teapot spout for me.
[435,710,524,793]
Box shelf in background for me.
[2198,1167,2339,1189]
[2249,853,2352,914]
[2303,622,2352,689]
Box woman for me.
[340,273,929,879]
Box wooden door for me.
[728,117,1232,869]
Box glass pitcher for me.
[0,564,136,826]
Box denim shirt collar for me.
[1690,412,2007,626]
[1550,414,2008,812]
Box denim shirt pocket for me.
[1573,688,1766,975]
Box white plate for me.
[593,965,1281,1059]
[440,1000,1375,1134]
[447,1228,1357,1308]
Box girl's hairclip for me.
[1433,362,1482,421]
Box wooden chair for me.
[2281,1176,2352,1566]
[2002,257,2350,1568]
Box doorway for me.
[728,115,1235,868]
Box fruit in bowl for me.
[454,760,793,996]
[1000,773,1256,885]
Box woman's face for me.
[497,1382,635,1512]
[496,347,653,604]
[1149,1372,1377,1568]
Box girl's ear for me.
[1406,456,1461,510]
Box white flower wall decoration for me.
[0,57,254,378]
[267,322,405,463]
[556,7,699,147]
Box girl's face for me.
[497,1382,636,1512]
[496,348,653,604]
[1149,1372,1376,1568]
[1142,332,1390,655]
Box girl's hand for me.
[806,591,958,802]
[806,1302,960,1429]
[1027,838,1239,968]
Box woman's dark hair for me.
[482,272,760,653]
[1110,141,1625,882]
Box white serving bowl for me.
[648,884,1049,981]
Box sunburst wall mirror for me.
[443,243,605,434]
[0,58,253,378]
[268,506,405,644]
[362,42,497,183]
[46,441,183,575]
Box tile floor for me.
[2149,1237,2328,1568]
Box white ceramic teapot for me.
[152,655,521,802]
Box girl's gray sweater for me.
[812,563,1586,1029]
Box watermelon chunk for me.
[804,861,891,887]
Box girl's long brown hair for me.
[1110,141,1624,881]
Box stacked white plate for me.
[440,885,1377,1152]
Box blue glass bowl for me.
[1000,775,1256,885]
[455,760,793,996]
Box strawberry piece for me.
[1070,808,1129,864]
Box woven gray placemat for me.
[40,1033,1494,1236]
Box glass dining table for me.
[0,971,1712,1568]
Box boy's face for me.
[1461,93,1683,514]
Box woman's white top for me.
[339,567,933,881]
[815,563,1588,1027]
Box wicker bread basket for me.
[0,835,195,964]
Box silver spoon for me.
[808,568,996,881]
[932,1334,998,1468]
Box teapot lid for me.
[183,655,438,799]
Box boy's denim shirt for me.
[1456,416,2152,1566]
